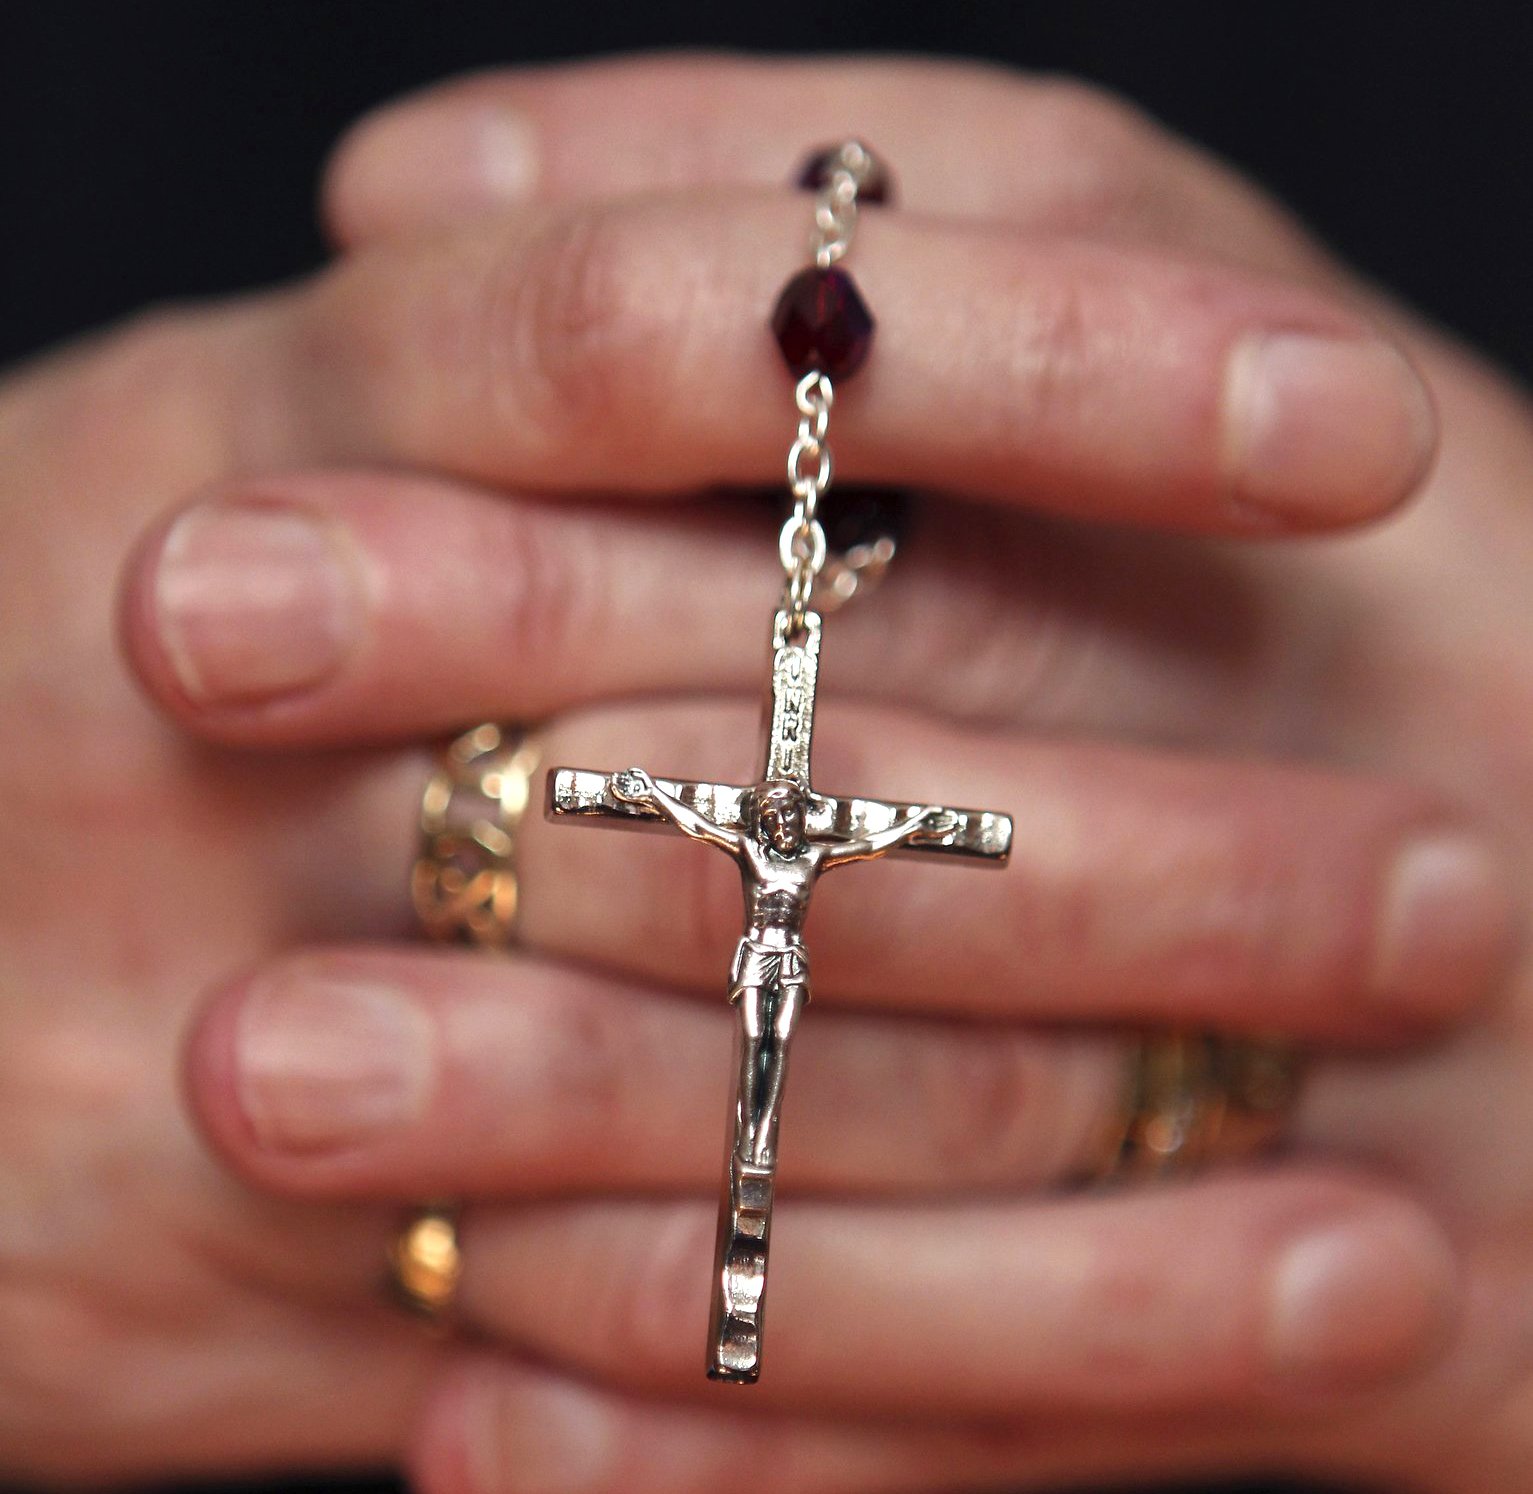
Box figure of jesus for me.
[612,768,953,1168]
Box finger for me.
[515,700,1511,1037]
[7,1010,437,1483]
[185,946,1119,1201]
[264,192,1434,533]
[411,1356,1272,1494]
[119,478,777,742]
[120,481,1514,1043]
[118,474,1281,749]
[1294,1017,1533,1214]
[179,693,1512,1041]
[323,54,1321,282]
[453,1173,1458,1415]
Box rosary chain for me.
[811,139,877,268]
[781,141,886,632]
[780,368,833,618]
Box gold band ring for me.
[411,723,542,948]
[393,725,541,1324]
[386,1204,462,1325]
[1100,1032,1302,1180]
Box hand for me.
[8,52,1526,1494]
[112,54,1532,1493]
[0,292,443,1483]
[612,767,657,804]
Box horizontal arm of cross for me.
[545,768,1012,866]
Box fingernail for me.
[1371,831,1514,1017]
[236,971,435,1153]
[154,503,362,704]
[465,1371,617,1494]
[1224,333,1436,526]
[1265,1203,1457,1389]
[341,99,538,221]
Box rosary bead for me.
[770,266,875,380]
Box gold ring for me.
[412,723,542,948]
[399,726,539,1323]
[1099,1032,1302,1180]
[386,1204,462,1324]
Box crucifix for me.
[545,607,1014,1382]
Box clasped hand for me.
[0,54,1529,1494]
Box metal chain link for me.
[811,139,876,269]
[779,369,833,626]
[781,141,891,633]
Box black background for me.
[2,2,1520,1492]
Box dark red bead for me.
[770,266,875,380]
[796,147,892,205]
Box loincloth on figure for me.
[729,937,810,1003]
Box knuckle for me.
[984,264,1099,442]
[1026,75,1157,162]
[492,205,676,462]
[526,988,639,1156]
[1022,272,1097,415]
[1189,800,1344,1004]
[1143,803,1331,1009]
[1013,76,1167,224]
[894,516,1106,726]
[481,504,607,699]
[919,1034,1051,1184]
[913,1029,1036,1182]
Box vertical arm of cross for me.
[761,609,821,788]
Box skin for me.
[1,50,1532,1494]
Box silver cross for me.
[546,608,1012,1382]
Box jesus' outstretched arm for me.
[612,767,745,857]
[819,806,955,869]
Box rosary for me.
[546,144,1014,1382]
